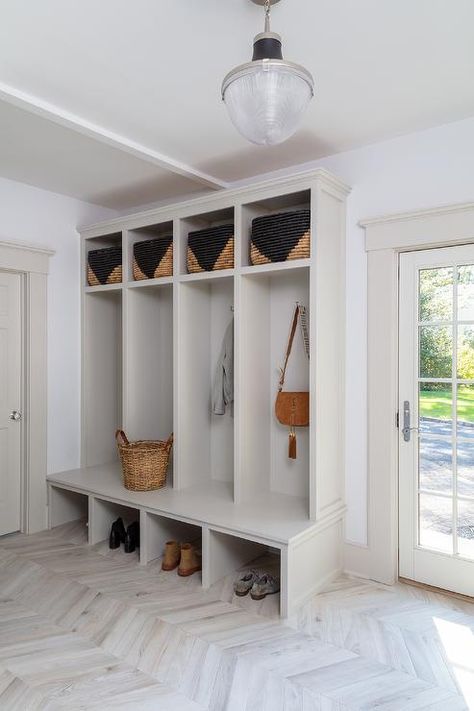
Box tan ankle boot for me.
[162,540,180,571]
[178,543,201,577]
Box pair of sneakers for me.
[234,569,280,600]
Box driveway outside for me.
[418,417,474,553]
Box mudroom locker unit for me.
[47,168,350,617]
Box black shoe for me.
[124,521,140,553]
[109,517,126,549]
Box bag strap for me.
[278,305,300,391]
[278,304,310,391]
[299,305,310,359]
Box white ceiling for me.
[0,0,473,209]
[0,101,206,209]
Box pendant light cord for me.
[264,0,271,32]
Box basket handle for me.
[115,429,129,446]
[164,433,174,452]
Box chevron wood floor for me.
[0,522,473,709]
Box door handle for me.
[9,410,22,422]
[402,401,418,442]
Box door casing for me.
[0,269,22,534]
[349,202,474,586]
[0,240,53,534]
[398,245,474,595]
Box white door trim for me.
[0,239,54,534]
[351,202,474,584]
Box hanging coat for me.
[212,319,234,415]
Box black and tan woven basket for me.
[116,430,173,492]
[187,224,234,273]
[250,210,310,265]
[87,246,122,286]
[133,236,173,281]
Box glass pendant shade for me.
[221,1,314,146]
[222,61,313,146]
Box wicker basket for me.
[187,224,234,273]
[250,210,310,265]
[133,236,173,280]
[116,430,173,491]
[88,246,122,286]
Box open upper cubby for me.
[176,275,234,494]
[83,290,122,467]
[84,231,123,289]
[240,189,311,268]
[126,221,174,284]
[125,283,174,480]
[178,206,235,276]
[239,267,310,507]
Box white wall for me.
[0,177,116,475]
[234,115,474,547]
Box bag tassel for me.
[288,427,297,459]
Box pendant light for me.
[221,0,314,146]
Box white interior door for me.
[0,271,22,536]
[399,245,474,596]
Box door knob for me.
[9,410,22,421]
[402,401,418,442]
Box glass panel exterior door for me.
[399,246,474,596]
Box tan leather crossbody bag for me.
[275,304,310,459]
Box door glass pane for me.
[419,267,453,322]
[457,500,474,560]
[419,383,452,430]
[457,384,474,436]
[458,265,474,321]
[414,258,474,563]
[419,493,453,553]
[457,447,474,498]
[457,385,474,496]
[419,326,453,378]
[457,326,474,380]
[419,436,453,494]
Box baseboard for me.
[343,540,373,580]
[291,567,341,611]
[343,540,399,586]
[343,568,372,581]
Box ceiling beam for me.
[0,81,228,191]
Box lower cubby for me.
[88,496,139,548]
[140,511,202,571]
[204,528,283,614]
[48,486,89,530]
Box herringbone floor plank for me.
[0,522,472,709]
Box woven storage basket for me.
[187,224,234,273]
[116,430,173,491]
[133,236,173,280]
[88,246,122,285]
[250,210,310,266]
